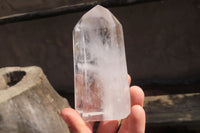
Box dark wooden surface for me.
[144,93,200,125]
[0,0,155,24]
[144,93,200,133]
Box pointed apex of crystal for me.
[83,5,110,18]
[76,5,120,28]
[90,5,106,11]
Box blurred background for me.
[0,0,200,132]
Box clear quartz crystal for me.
[73,5,130,121]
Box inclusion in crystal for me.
[73,5,130,121]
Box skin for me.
[61,75,146,133]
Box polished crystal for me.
[73,5,130,121]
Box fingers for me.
[118,85,145,133]
[61,75,145,133]
[130,86,145,106]
[61,108,93,133]
[130,105,146,133]
[96,120,120,133]
[118,105,145,133]
[128,76,144,106]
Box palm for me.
[61,75,145,133]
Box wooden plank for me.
[0,0,156,24]
[144,93,200,125]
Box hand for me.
[61,75,146,133]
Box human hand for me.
[61,75,146,133]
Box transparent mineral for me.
[73,5,130,121]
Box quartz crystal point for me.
[73,5,131,121]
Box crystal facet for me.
[73,5,130,121]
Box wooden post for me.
[0,66,70,133]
